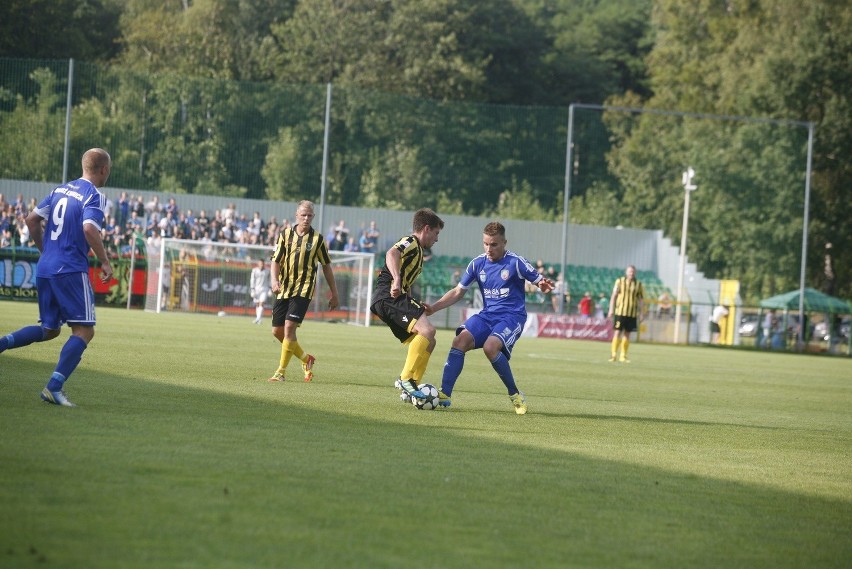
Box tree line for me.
[0,0,847,302]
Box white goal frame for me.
[144,237,375,326]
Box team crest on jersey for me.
[479,270,487,281]
[500,269,510,281]
[305,243,312,251]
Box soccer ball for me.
[412,383,440,410]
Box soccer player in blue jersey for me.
[0,148,114,407]
[426,222,554,414]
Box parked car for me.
[813,317,850,342]
[738,314,760,337]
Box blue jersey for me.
[33,178,106,277]
[459,251,542,316]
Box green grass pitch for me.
[1,300,850,568]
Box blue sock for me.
[46,372,67,392]
[0,326,47,352]
[490,352,519,395]
[441,348,465,397]
[47,335,88,390]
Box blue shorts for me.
[37,273,97,329]
[457,311,525,360]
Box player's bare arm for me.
[322,264,340,310]
[25,211,44,252]
[608,283,619,317]
[385,247,403,297]
[427,285,467,315]
[536,277,555,293]
[270,262,282,294]
[84,223,113,283]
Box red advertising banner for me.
[460,309,614,342]
[535,314,614,341]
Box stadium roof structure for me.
[760,287,851,314]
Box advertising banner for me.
[460,309,614,342]
[535,314,613,342]
[0,247,147,305]
[0,250,38,301]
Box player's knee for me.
[415,319,436,340]
[451,333,473,351]
[483,340,502,359]
[70,325,94,344]
[43,328,61,341]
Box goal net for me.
[143,238,375,326]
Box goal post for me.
[144,238,375,326]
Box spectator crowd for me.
[0,193,38,249]
[1,192,383,260]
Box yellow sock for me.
[279,340,295,371]
[611,336,619,357]
[412,349,432,382]
[401,334,429,380]
[621,337,630,357]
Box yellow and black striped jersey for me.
[271,226,330,299]
[376,234,423,294]
[613,276,644,318]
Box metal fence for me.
[0,57,570,216]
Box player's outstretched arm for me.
[427,285,467,315]
[537,277,555,293]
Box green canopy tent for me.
[759,287,851,313]
[758,288,851,351]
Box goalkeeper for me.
[370,208,444,400]
[267,200,339,383]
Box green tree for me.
[119,0,295,81]
[262,126,305,201]
[605,0,850,300]
[0,0,122,61]
[0,68,65,181]
[267,0,491,101]
[486,179,558,222]
[521,0,654,104]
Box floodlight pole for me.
[796,123,815,347]
[560,104,575,299]
[62,58,74,184]
[318,82,332,236]
[673,167,697,344]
